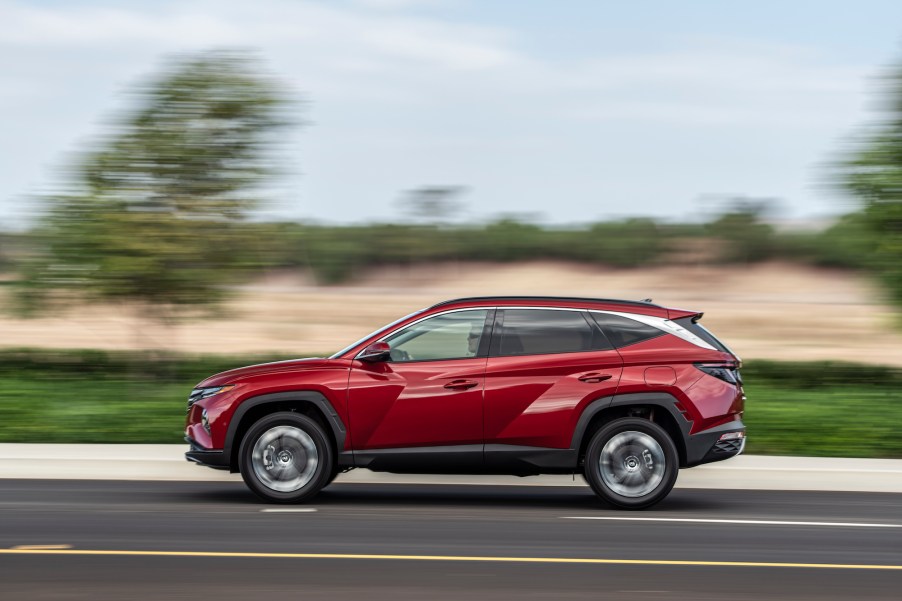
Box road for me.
[0,479,900,600]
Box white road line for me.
[260,508,318,513]
[561,517,902,528]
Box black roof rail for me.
[428,296,663,309]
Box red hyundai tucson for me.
[185,296,746,508]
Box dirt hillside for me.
[2,261,901,366]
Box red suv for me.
[186,297,746,508]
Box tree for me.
[399,186,468,223]
[705,199,777,264]
[842,63,902,308]
[17,50,294,330]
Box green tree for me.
[17,50,294,329]
[842,63,902,307]
[706,199,776,264]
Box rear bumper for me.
[684,419,746,467]
[185,437,230,470]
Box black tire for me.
[238,411,334,504]
[324,466,341,488]
[583,417,678,509]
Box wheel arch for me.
[571,392,690,468]
[225,391,347,473]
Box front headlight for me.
[196,385,236,399]
[187,385,236,413]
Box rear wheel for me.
[238,412,334,503]
[324,466,341,488]
[584,417,678,509]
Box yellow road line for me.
[1,548,901,570]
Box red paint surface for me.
[186,298,744,455]
[484,350,622,448]
[347,358,486,449]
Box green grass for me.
[0,376,188,443]
[0,349,284,444]
[0,349,900,457]
[740,360,902,457]
[742,382,902,457]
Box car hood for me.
[196,357,346,387]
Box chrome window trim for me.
[495,306,587,312]
[346,305,722,359]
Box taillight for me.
[695,363,739,385]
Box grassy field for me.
[1,350,900,457]
[743,383,901,457]
[0,377,188,444]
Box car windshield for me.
[328,309,426,359]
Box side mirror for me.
[358,341,391,362]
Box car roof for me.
[427,296,697,319]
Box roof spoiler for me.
[666,307,703,321]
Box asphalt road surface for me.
[0,479,900,600]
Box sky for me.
[2,0,901,228]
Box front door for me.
[347,309,493,457]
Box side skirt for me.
[350,444,578,476]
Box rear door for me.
[483,308,623,449]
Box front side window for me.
[330,309,425,358]
[497,309,610,356]
[382,309,489,362]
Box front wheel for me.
[584,418,678,509]
[238,412,334,503]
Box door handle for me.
[444,379,479,390]
[578,373,613,384]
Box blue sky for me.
[2,0,901,227]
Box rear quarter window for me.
[590,312,665,348]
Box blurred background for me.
[1,0,901,457]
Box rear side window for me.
[497,309,611,356]
[591,312,665,348]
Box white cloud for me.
[352,0,452,11]
[0,0,866,119]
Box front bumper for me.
[185,437,230,470]
[684,419,746,467]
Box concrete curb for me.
[1,444,901,493]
